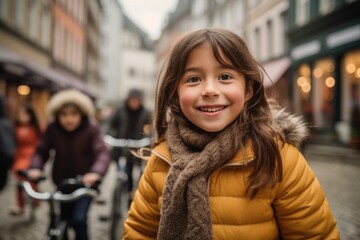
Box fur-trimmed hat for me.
[47,89,95,118]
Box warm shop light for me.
[302,82,311,93]
[17,85,30,95]
[346,63,356,74]
[356,68,360,78]
[297,76,307,87]
[299,64,311,77]
[313,68,323,78]
[325,77,335,88]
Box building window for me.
[78,0,84,25]
[319,0,335,15]
[280,11,289,54]
[192,0,206,16]
[66,33,72,67]
[249,0,261,9]
[312,58,335,129]
[15,0,24,30]
[296,0,310,27]
[28,0,38,40]
[40,4,50,48]
[342,49,360,125]
[295,64,312,122]
[54,22,59,60]
[129,68,136,78]
[0,0,9,21]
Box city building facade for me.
[245,0,291,108]
[0,0,101,126]
[0,0,53,126]
[288,0,360,146]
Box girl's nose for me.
[201,80,219,98]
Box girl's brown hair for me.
[154,28,284,197]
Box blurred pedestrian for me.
[28,89,111,240]
[107,88,152,205]
[350,84,360,149]
[124,29,339,239]
[9,104,42,215]
[0,96,15,192]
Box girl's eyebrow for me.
[183,67,201,73]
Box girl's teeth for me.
[201,107,222,112]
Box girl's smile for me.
[177,42,252,132]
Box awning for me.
[262,57,291,88]
[0,47,99,98]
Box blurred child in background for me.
[9,104,42,215]
[28,89,110,240]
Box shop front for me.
[0,47,99,127]
[290,21,360,148]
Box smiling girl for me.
[123,29,339,240]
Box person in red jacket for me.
[28,89,111,240]
[9,104,42,215]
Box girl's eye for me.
[186,76,200,83]
[219,74,232,81]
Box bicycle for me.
[103,134,150,240]
[18,170,100,240]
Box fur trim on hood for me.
[269,100,309,148]
[47,89,95,118]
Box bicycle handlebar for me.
[18,170,100,203]
[21,181,51,200]
[21,181,99,203]
[103,135,151,148]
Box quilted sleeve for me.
[273,144,339,240]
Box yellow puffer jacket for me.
[124,141,339,239]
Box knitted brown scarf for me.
[157,119,243,240]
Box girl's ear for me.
[245,80,254,101]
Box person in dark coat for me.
[28,89,111,240]
[107,88,152,204]
[350,84,360,149]
[0,96,15,191]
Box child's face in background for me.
[177,42,253,132]
[127,97,141,111]
[58,105,82,132]
[16,107,31,124]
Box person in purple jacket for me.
[28,89,111,240]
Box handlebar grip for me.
[58,176,102,194]
[17,170,46,183]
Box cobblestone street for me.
[0,145,359,239]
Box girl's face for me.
[177,42,253,132]
[58,105,82,132]
[17,107,31,124]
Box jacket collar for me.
[152,141,255,166]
